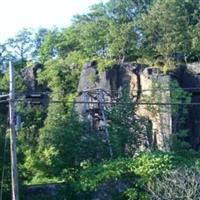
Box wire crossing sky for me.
[0,0,108,42]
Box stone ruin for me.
[22,63,43,93]
[21,61,200,151]
[21,63,49,106]
[76,61,200,152]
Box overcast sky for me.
[0,0,108,42]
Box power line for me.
[1,97,200,106]
[0,95,9,99]
[12,99,200,106]
[9,87,200,96]
[0,100,8,103]
[3,86,196,106]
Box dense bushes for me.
[80,151,200,200]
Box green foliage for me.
[38,28,61,63]
[144,79,191,118]
[0,0,199,71]
[73,6,109,58]
[170,80,191,114]
[191,22,200,58]
[22,103,109,185]
[32,28,49,60]
[68,0,153,63]
[5,28,34,68]
[170,80,192,151]
[108,87,151,157]
[38,58,80,95]
[95,57,116,71]
[142,78,192,151]
[88,73,97,84]
[138,0,200,69]
[80,151,200,199]
[0,128,11,200]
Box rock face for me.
[76,61,172,151]
[22,63,44,94]
[76,61,200,151]
[91,180,132,200]
[133,67,172,151]
[76,61,126,115]
[76,61,133,156]
[176,63,200,150]
[187,62,200,74]
[21,63,49,106]
[25,183,60,200]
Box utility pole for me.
[9,61,19,200]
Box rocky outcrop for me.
[76,61,127,115]
[21,63,49,106]
[131,63,200,151]
[175,63,200,150]
[22,63,43,93]
[187,62,200,74]
[91,180,132,200]
[25,183,61,200]
[25,180,132,200]
[132,67,172,151]
[76,61,171,151]
[76,61,200,151]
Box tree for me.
[72,3,110,58]
[104,0,153,61]
[32,28,49,61]
[108,87,151,157]
[6,29,34,68]
[138,0,200,70]
[70,0,153,63]
[0,44,7,67]
[56,26,80,58]
[191,21,200,61]
[0,95,11,200]
[38,28,60,63]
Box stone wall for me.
[177,63,200,150]
[76,61,200,151]
[76,61,173,151]
[22,63,43,93]
[132,67,172,151]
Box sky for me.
[0,0,108,42]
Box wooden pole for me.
[9,61,19,200]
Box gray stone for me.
[76,61,200,151]
[22,63,43,93]
[92,180,132,200]
[187,62,200,74]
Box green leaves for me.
[80,151,200,199]
[38,28,60,63]
[138,0,200,69]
